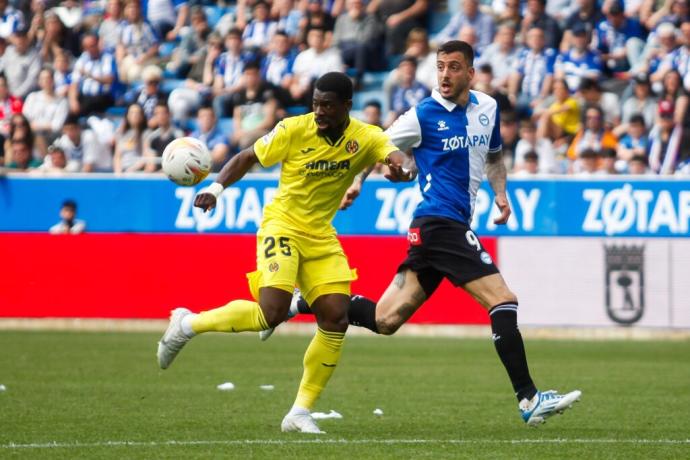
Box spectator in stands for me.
[299,0,336,48]
[617,113,650,161]
[290,27,344,105]
[243,1,278,53]
[546,0,579,27]
[4,28,40,100]
[143,101,183,172]
[500,110,519,170]
[575,148,602,175]
[457,25,481,59]
[515,119,556,173]
[146,0,189,42]
[536,78,580,150]
[49,199,86,234]
[401,28,435,91]
[648,98,690,173]
[513,150,540,176]
[494,0,522,28]
[0,0,24,40]
[561,0,604,52]
[129,65,164,128]
[361,99,383,127]
[116,0,159,84]
[367,0,428,56]
[69,33,116,116]
[273,0,303,39]
[53,49,72,98]
[33,9,80,62]
[52,114,112,172]
[192,105,230,171]
[628,153,651,174]
[434,0,495,52]
[599,147,620,174]
[332,0,384,89]
[621,73,658,128]
[23,68,69,158]
[261,30,296,108]
[168,5,210,79]
[554,23,603,92]
[653,19,690,92]
[212,28,248,119]
[5,138,40,170]
[594,1,647,75]
[230,62,279,152]
[509,27,556,118]
[642,0,690,31]
[638,22,678,76]
[567,104,619,162]
[3,113,34,165]
[386,55,429,127]
[657,69,690,125]
[473,64,513,112]
[476,23,520,92]
[99,0,124,54]
[37,144,69,173]
[521,0,561,50]
[578,77,621,128]
[0,74,23,138]
[114,103,148,173]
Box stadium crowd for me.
[1,0,689,176]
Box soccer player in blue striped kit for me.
[266,40,581,426]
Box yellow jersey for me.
[253,113,397,236]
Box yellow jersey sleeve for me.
[364,125,399,165]
[253,121,291,168]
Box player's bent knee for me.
[376,312,403,335]
[259,304,290,328]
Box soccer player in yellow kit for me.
[157,72,414,434]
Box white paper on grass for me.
[373,408,384,416]
[259,385,275,390]
[217,382,235,391]
[311,410,343,420]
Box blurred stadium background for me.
[1,0,689,457]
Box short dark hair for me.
[579,77,601,92]
[629,114,646,126]
[601,147,617,158]
[524,150,539,161]
[227,27,242,38]
[399,55,418,67]
[437,40,474,66]
[364,100,382,111]
[244,60,261,72]
[64,114,81,127]
[630,154,648,165]
[62,199,77,211]
[315,72,353,102]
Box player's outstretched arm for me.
[194,147,259,212]
[486,149,511,225]
[339,167,372,210]
[385,151,417,183]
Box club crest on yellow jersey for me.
[345,140,359,154]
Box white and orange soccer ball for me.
[162,137,212,186]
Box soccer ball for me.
[162,137,212,186]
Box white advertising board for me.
[498,238,689,328]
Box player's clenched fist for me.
[194,193,217,212]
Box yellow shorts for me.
[246,224,357,306]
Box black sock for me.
[490,303,537,402]
[295,293,379,333]
[349,295,378,333]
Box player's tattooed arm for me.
[194,146,259,212]
[385,150,417,183]
[340,166,373,210]
[486,149,511,225]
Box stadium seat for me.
[159,41,178,58]
[428,10,452,35]
[352,90,386,112]
[105,106,127,117]
[286,105,309,115]
[204,6,225,28]
[362,71,388,90]
[161,79,186,94]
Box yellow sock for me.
[190,300,269,334]
[294,328,345,410]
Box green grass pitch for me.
[1,331,689,459]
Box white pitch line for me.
[2,439,690,449]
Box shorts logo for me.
[408,227,422,246]
[345,140,359,154]
[268,262,280,272]
[478,114,490,126]
[480,251,493,264]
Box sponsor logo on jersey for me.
[300,159,351,178]
[345,140,359,154]
[441,134,491,152]
[408,227,422,245]
[437,120,449,131]
[300,147,315,154]
[478,114,490,126]
[268,262,280,272]
[480,251,493,264]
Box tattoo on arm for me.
[486,150,507,196]
[393,272,405,289]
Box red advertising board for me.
[0,233,494,324]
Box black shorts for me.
[398,216,500,297]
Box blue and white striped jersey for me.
[515,47,556,98]
[71,52,117,96]
[386,89,502,225]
